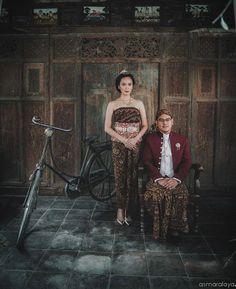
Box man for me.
[142,108,192,240]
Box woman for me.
[104,70,148,225]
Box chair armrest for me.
[190,163,204,195]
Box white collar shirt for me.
[160,133,174,178]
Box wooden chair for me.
[138,162,204,237]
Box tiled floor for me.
[0,194,236,289]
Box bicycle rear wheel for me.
[16,169,41,248]
[87,148,115,201]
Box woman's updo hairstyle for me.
[115,70,135,93]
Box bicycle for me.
[16,116,115,248]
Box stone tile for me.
[0,270,32,289]
[87,221,114,236]
[38,249,77,272]
[144,236,178,253]
[51,232,85,250]
[114,221,142,236]
[205,237,235,254]
[3,248,45,270]
[58,220,89,234]
[146,253,186,276]
[41,209,68,221]
[200,223,236,237]
[24,231,55,249]
[150,276,192,289]
[92,211,115,221]
[110,275,150,289]
[113,235,145,252]
[68,273,109,289]
[30,209,47,219]
[81,235,114,252]
[51,200,75,210]
[26,272,69,289]
[178,236,212,254]
[181,254,226,278]
[32,219,63,232]
[112,252,147,275]
[72,200,96,210]
[4,218,37,232]
[36,197,56,209]
[65,209,92,221]
[95,200,116,211]
[74,251,111,274]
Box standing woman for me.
[104,70,148,225]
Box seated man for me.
[142,108,192,240]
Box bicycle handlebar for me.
[32,116,72,132]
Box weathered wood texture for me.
[0,31,235,195]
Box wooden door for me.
[82,62,159,142]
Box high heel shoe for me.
[124,218,130,226]
[116,219,124,225]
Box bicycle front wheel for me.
[87,148,115,201]
[16,169,41,248]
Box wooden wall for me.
[0,30,235,195]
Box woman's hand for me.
[123,136,139,150]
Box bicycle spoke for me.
[87,148,115,201]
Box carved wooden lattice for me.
[221,37,236,58]
[0,38,21,58]
[23,39,48,58]
[123,37,160,58]
[54,38,78,58]
[164,35,188,58]
[197,37,217,58]
[81,38,117,58]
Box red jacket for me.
[142,131,192,181]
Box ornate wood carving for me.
[81,38,117,58]
[0,38,22,59]
[53,37,78,59]
[23,38,48,59]
[221,37,236,58]
[164,35,188,58]
[196,37,218,58]
[123,37,160,58]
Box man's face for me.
[156,113,173,134]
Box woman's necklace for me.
[118,97,132,105]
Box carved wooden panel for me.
[217,103,236,185]
[123,37,160,58]
[22,102,46,182]
[0,38,22,59]
[221,37,236,58]
[166,102,189,136]
[220,63,236,98]
[53,63,75,98]
[0,102,20,182]
[23,38,48,59]
[53,102,76,182]
[164,35,188,58]
[24,63,45,97]
[81,38,117,58]
[196,102,215,185]
[0,63,21,97]
[53,37,78,59]
[197,37,218,58]
[164,62,188,97]
[197,64,216,99]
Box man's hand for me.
[158,178,179,190]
